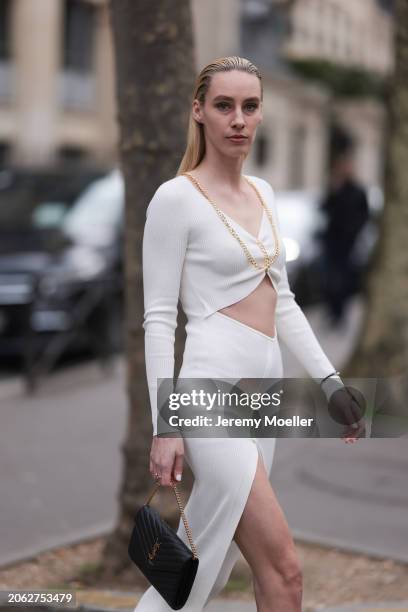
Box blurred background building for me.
[0,0,116,169]
[0,0,395,189]
[282,0,393,73]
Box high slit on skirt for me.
[134,310,284,611]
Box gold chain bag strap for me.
[128,479,199,610]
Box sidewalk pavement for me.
[319,603,408,611]
[76,591,408,612]
[3,589,403,612]
[1,587,408,611]
[73,590,408,612]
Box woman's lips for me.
[228,136,248,143]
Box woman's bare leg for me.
[233,451,303,611]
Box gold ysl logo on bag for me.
[148,538,161,563]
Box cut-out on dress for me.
[134,175,339,611]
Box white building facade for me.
[0,0,394,190]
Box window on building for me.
[0,142,10,168]
[62,0,96,73]
[59,1,97,110]
[0,0,11,61]
[58,146,88,163]
[345,18,352,60]
[288,124,306,189]
[255,129,271,168]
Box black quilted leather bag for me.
[128,479,199,610]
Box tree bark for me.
[103,0,195,576]
[344,0,408,380]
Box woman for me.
[135,56,364,612]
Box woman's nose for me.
[231,114,245,127]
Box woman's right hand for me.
[150,435,185,486]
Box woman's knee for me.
[261,548,303,591]
[254,559,303,608]
[279,552,303,589]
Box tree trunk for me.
[344,0,408,380]
[103,0,195,577]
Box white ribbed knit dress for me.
[134,174,341,611]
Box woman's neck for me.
[191,158,246,192]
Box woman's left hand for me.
[338,387,366,442]
[321,377,366,442]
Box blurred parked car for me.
[0,167,124,369]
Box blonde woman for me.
[135,56,363,612]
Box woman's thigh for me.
[233,448,300,582]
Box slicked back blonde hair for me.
[176,56,263,175]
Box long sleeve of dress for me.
[274,264,338,380]
[142,183,189,436]
[269,182,342,386]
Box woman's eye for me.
[216,102,258,111]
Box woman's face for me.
[192,70,263,159]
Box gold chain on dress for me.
[182,171,280,271]
[146,480,198,559]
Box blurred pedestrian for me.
[317,140,370,328]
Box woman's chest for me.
[186,205,286,276]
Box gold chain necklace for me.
[182,172,280,271]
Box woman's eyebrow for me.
[213,95,260,102]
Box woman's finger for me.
[341,419,365,441]
[346,388,364,427]
[340,399,355,429]
[173,451,184,482]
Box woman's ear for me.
[192,100,203,124]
